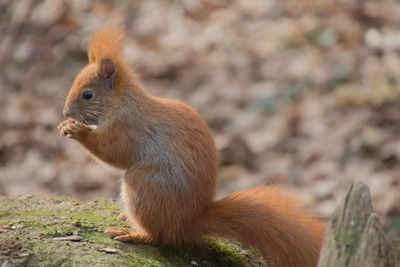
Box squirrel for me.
[58,26,326,267]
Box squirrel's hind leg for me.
[105,227,154,245]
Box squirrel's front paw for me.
[57,119,91,140]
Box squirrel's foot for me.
[57,118,92,140]
[105,227,153,244]
[105,227,130,238]
[118,212,128,221]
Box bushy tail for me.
[202,186,326,267]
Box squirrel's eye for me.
[82,90,93,100]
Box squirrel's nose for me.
[63,105,77,118]
[63,108,70,118]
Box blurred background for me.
[1,0,400,236]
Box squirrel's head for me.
[63,26,129,125]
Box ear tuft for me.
[87,25,129,93]
[87,25,125,65]
[100,58,116,79]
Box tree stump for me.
[318,181,397,267]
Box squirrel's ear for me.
[99,58,117,89]
[100,58,116,79]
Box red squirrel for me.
[58,26,326,267]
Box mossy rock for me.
[0,196,265,267]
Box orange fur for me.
[87,25,125,65]
[60,26,327,267]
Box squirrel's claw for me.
[105,227,131,238]
[114,234,132,242]
[58,119,91,139]
[105,227,153,245]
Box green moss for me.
[207,240,244,267]
[0,210,11,218]
[0,196,263,267]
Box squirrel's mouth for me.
[81,116,99,126]
[63,104,101,126]
[68,114,98,127]
[81,110,102,126]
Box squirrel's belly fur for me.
[60,26,327,267]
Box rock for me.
[53,235,84,242]
[99,247,117,254]
[1,259,15,267]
